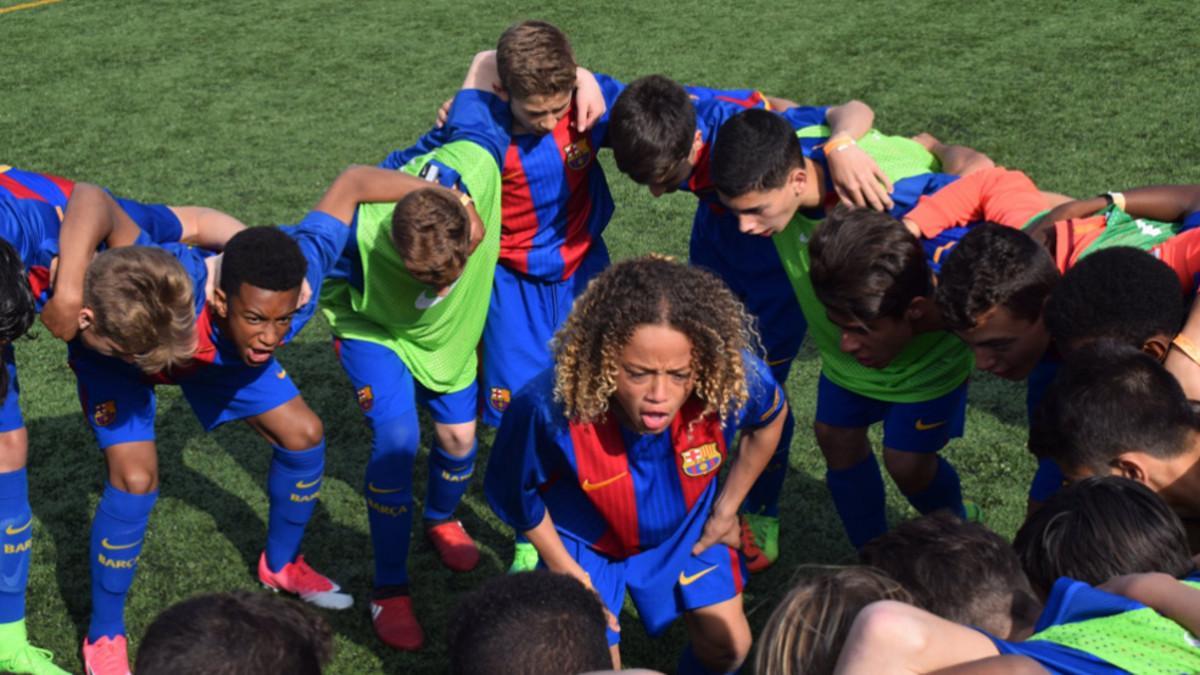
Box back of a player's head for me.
[1046,246,1183,354]
[712,108,803,198]
[608,75,697,184]
[496,20,577,100]
[1013,476,1194,598]
[755,566,912,675]
[554,255,758,424]
[135,590,333,675]
[810,206,931,323]
[391,188,470,289]
[936,223,1058,331]
[219,226,307,297]
[83,247,196,374]
[0,238,35,347]
[447,570,611,675]
[859,512,1039,638]
[1028,341,1198,475]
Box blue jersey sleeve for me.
[380,89,512,170]
[734,353,786,430]
[379,129,447,171]
[779,104,830,129]
[484,376,556,533]
[889,173,960,219]
[279,210,352,339]
[160,243,211,315]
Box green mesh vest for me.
[1027,580,1200,674]
[772,128,974,402]
[320,140,501,393]
[1078,205,1181,257]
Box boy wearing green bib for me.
[320,131,501,651]
[710,108,975,550]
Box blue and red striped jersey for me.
[485,353,784,558]
[381,76,623,282]
[0,165,77,269]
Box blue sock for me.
[265,441,325,572]
[0,468,31,624]
[365,418,418,588]
[740,409,794,517]
[677,643,736,675]
[904,456,965,518]
[424,441,476,522]
[826,453,887,549]
[88,483,157,641]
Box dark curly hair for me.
[553,255,760,424]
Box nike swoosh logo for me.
[679,565,718,586]
[276,369,288,379]
[581,471,628,492]
[5,519,32,536]
[368,483,403,494]
[914,419,947,431]
[414,279,459,310]
[295,478,321,489]
[100,538,141,551]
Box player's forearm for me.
[712,405,787,518]
[523,510,584,576]
[930,655,1049,675]
[764,94,799,112]
[56,183,136,297]
[1102,572,1200,636]
[314,165,431,224]
[825,100,874,141]
[1119,185,1200,223]
[1166,299,1200,399]
[461,50,499,92]
[835,601,1001,675]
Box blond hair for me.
[83,247,197,373]
[496,20,577,100]
[755,567,913,675]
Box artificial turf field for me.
[4,0,1200,672]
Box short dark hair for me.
[712,108,803,198]
[810,206,931,322]
[447,570,611,675]
[860,512,1039,637]
[135,590,333,675]
[219,227,307,296]
[935,224,1059,331]
[1046,247,1183,351]
[0,238,35,346]
[1013,476,1194,597]
[495,20,577,100]
[1028,341,1199,474]
[608,75,697,184]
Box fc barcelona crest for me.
[564,139,593,171]
[489,387,511,413]
[680,442,722,477]
[93,401,117,427]
[356,386,374,412]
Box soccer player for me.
[486,256,788,675]
[322,113,501,649]
[67,164,432,674]
[0,166,245,675]
[1028,342,1200,545]
[834,477,1200,674]
[710,108,978,550]
[607,75,899,570]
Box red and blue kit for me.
[485,355,785,644]
[69,211,348,447]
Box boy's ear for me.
[211,287,229,319]
[1142,334,1172,362]
[1112,453,1151,484]
[687,129,704,163]
[786,166,808,195]
[905,296,932,323]
[77,307,94,332]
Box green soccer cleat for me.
[0,620,69,675]
[963,499,985,524]
[507,541,539,574]
[740,513,780,573]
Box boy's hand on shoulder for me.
[572,67,606,132]
[828,142,894,212]
[1099,572,1176,607]
[435,97,453,129]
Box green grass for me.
[4,0,1200,672]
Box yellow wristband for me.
[1107,191,1126,212]
[1172,333,1200,365]
[825,135,856,153]
[458,192,473,208]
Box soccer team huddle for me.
[3,17,1200,675]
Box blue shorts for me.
[689,202,805,383]
[334,338,476,425]
[557,493,746,646]
[115,198,184,245]
[815,373,968,453]
[479,241,608,426]
[0,347,23,433]
[69,343,299,448]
